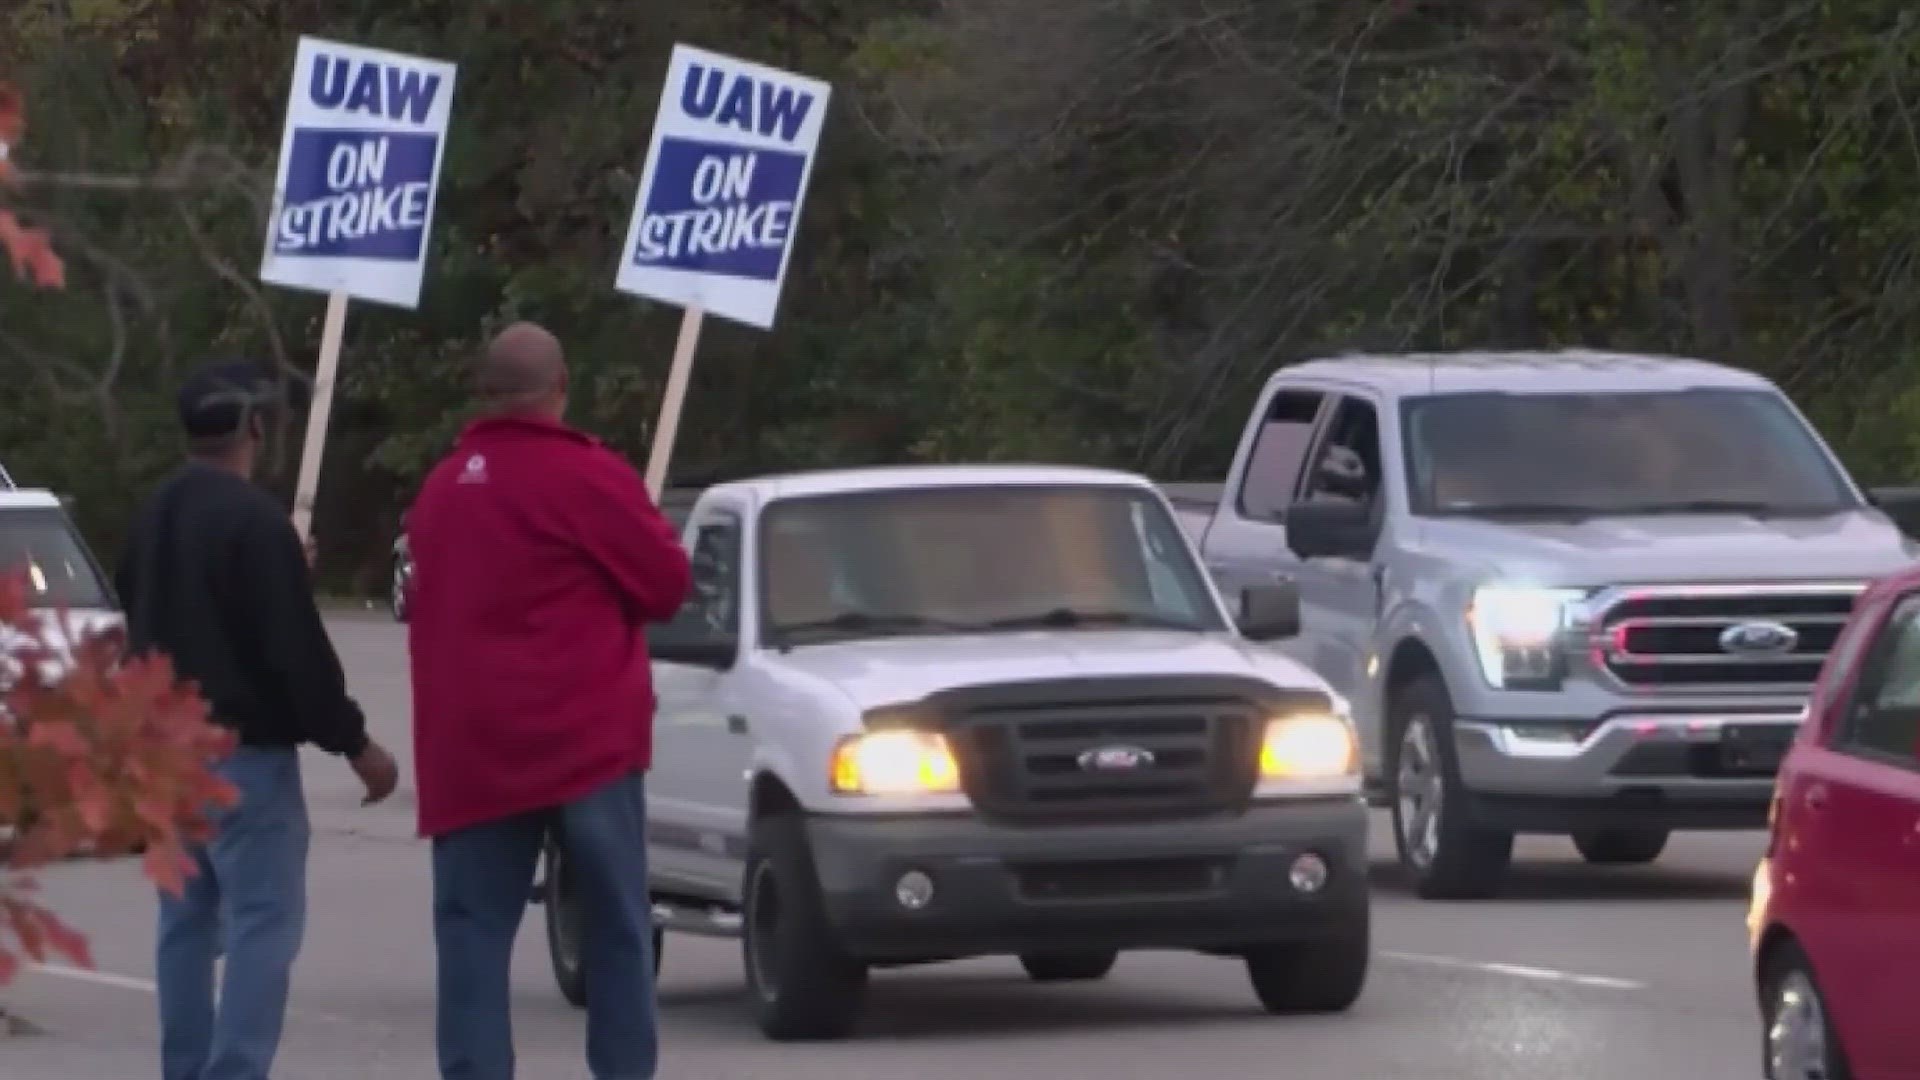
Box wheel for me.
[1572,828,1669,865]
[543,837,664,1012]
[741,814,868,1040]
[544,838,587,1009]
[390,560,408,622]
[1388,676,1514,899]
[1761,940,1852,1080]
[1243,903,1370,1013]
[1019,951,1118,982]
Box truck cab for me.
[1174,351,1917,899]
[540,465,1371,1040]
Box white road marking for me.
[1383,950,1645,991]
[27,962,156,993]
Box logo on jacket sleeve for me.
[457,453,488,484]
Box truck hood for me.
[766,630,1331,712]
[1419,508,1916,584]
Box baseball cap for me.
[177,361,284,441]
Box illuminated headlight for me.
[1467,585,1585,689]
[1258,714,1358,780]
[829,729,960,796]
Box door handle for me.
[1803,783,1829,811]
[1269,569,1294,584]
[726,714,749,735]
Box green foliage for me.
[3,0,1920,591]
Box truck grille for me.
[944,689,1269,825]
[1595,587,1862,690]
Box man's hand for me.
[350,741,400,805]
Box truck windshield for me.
[0,507,111,609]
[1401,388,1859,517]
[760,485,1228,645]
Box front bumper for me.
[803,797,1368,962]
[1451,712,1795,831]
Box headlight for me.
[1259,714,1358,779]
[829,729,960,795]
[1467,585,1585,688]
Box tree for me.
[1,81,237,990]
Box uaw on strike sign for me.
[616,45,831,329]
[260,37,457,310]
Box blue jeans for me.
[155,746,310,1080]
[432,770,656,1080]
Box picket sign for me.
[260,36,457,542]
[616,44,832,498]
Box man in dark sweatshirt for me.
[117,360,400,1080]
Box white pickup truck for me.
[537,465,1371,1040]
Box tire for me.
[1020,951,1118,982]
[1243,903,1370,1014]
[543,837,665,1013]
[390,560,408,622]
[1760,940,1852,1080]
[544,837,587,1009]
[1572,828,1669,865]
[1387,676,1514,899]
[741,814,868,1040]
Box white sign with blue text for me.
[616,44,832,329]
[260,37,457,310]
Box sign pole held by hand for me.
[260,36,458,547]
[644,305,705,500]
[291,289,349,543]
[616,44,832,499]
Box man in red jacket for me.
[406,322,691,1080]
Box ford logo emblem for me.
[1719,620,1799,656]
[1077,744,1156,772]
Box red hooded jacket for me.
[406,414,691,838]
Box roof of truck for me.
[0,490,61,510]
[1274,349,1773,397]
[707,464,1155,504]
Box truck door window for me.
[659,515,740,640]
[1237,389,1324,521]
[1300,398,1382,508]
[1840,595,1920,766]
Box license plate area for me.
[1719,723,1794,775]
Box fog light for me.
[1289,853,1329,893]
[894,869,934,910]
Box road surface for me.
[4,611,1766,1079]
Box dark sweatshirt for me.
[116,462,369,757]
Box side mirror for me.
[1285,500,1376,561]
[1238,582,1300,641]
[649,632,737,668]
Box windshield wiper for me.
[1609,499,1841,518]
[774,611,981,640]
[983,607,1204,632]
[1439,502,1605,520]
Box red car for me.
[1750,566,1920,1080]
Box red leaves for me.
[0,568,236,985]
[0,81,65,289]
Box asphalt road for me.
[5,611,1767,1079]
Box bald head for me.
[476,322,567,417]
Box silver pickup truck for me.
[1169,350,1918,899]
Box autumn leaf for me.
[0,568,233,983]
[0,81,64,288]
